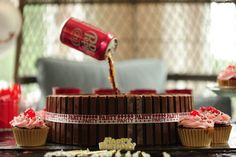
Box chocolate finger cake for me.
[45,94,193,147]
[46,17,193,148]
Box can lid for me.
[105,38,118,58]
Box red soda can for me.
[60,17,118,60]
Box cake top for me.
[217,65,236,80]
[178,110,214,129]
[10,108,47,129]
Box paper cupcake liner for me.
[178,127,214,147]
[12,127,49,147]
[212,125,232,144]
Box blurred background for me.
[0,0,236,109]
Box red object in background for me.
[0,84,21,129]
[129,89,157,95]
[52,87,81,95]
[60,17,118,60]
[165,89,192,95]
[93,88,120,95]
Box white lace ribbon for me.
[45,112,190,124]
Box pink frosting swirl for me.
[179,115,214,129]
[217,65,236,80]
[212,113,231,125]
[199,107,231,125]
[10,108,46,129]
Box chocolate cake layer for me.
[46,94,193,147]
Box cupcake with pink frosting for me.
[199,106,232,144]
[178,110,214,147]
[217,65,236,87]
[10,108,49,147]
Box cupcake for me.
[10,108,49,147]
[199,106,232,144]
[178,110,214,147]
[217,65,236,88]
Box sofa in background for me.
[36,57,232,116]
[36,57,167,97]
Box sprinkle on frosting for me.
[217,65,236,80]
[199,106,231,125]
[190,110,200,116]
[24,108,36,118]
[200,106,220,114]
[10,108,47,129]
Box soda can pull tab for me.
[60,17,118,60]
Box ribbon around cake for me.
[45,112,190,124]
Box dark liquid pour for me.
[107,53,120,94]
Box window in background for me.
[210,2,236,62]
[12,1,236,109]
[0,47,15,81]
